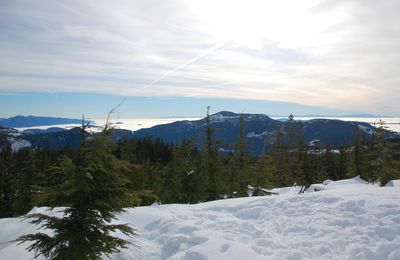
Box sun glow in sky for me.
[188,0,346,51]
[0,0,399,117]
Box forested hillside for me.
[1,113,399,218]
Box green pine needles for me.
[16,128,136,259]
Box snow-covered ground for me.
[1,177,399,259]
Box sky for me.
[0,0,399,118]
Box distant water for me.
[15,116,400,133]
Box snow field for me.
[1,177,400,259]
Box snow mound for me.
[1,178,400,259]
[306,183,327,192]
[385,180,400,187]
[326,175,368,186]
[306,176,369,193]
[269,186,302,195]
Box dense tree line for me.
[1,116,399,220]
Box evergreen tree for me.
[159,141,198,203]
[230,114,252,197]
[11,149,41,216]
[17,124,136,259]
[323,145,337,180]
[250,155,275,196]
[224,154,239,197]
[286,114,295,183]
[347,130,370,180]
[0,147,6,213]
[202,106,223,200]
[285,114,304,182]
[305,153,319,189]
[167,140,204,203]
[312,144,328,183]
[236,114,247,170]
[369,119,399,185]
[123,163,158,206]
[270,127,291,186]
[337,144,349,180]
[0,140,15,218]
[142,161,162,194]
[293,137,308,193]
[0,142,14,218]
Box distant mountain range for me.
[133,111,389,155]
[21,127,67,134]
[0,126,133,151]
[0,115,91,128]
[1,112,399,155]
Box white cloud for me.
[0,0,399,115]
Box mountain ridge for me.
[2,111,399,154]
[0,115,91,128]
[133,111,389,155]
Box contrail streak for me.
[141,39,231,90]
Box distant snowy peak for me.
[243,113,274,122]
[209,111,240,123]
[211,111,237,117]
[210,111,274,124]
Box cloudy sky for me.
[0,0,399,117]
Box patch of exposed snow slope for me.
[8,137,31,152]
[358,125,374,135]
[246,131,272,139]
[1,177,400,259]
[210,114,240,123]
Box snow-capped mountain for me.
[1,112,398,154]
[133,111,385,155]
